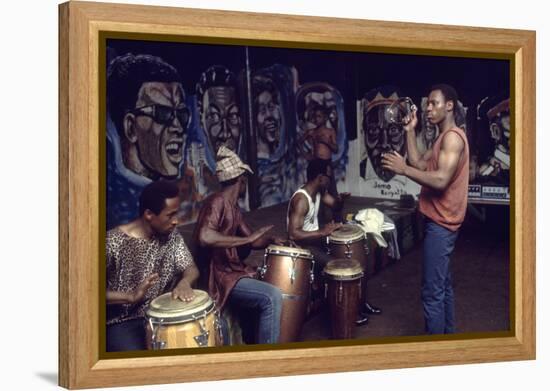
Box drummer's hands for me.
[249,225,274,244]
[172,279,195,302]
[272,236,287,246]
[130,273,159,304]
[321,221,343,236]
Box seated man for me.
[106,180,199,352]
[194,146,285,345]
[287,159,380,324]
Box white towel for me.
[355,208,388,247]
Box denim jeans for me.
[106,318,146,352]
[227,277,283,344]
[422,220,459,335]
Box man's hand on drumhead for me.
[172,279,195,302]
[322,221,343,236]
[272,236,287,246]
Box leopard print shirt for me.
[106,228,195,325]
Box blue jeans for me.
[227,277,283,344]
[422,220,459,335]
[106,318,146,352]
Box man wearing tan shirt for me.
[382,84,469,335]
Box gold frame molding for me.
[59,1,536,389]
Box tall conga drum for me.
[145,290,221,349]
[323,259,363,339]
[326,224,370,274]
[259,244,314,343]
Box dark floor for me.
[179,197,510,341]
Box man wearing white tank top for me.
[287,159,375,325]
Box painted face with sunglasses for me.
[124,82,189,179]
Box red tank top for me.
[418,126,470,232]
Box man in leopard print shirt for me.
[106,180,199,352]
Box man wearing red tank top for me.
[382,84,469,334]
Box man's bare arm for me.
[198,225,273,248]
[288,194,341,243]
[402,109,431,171]
[402,131,464,190]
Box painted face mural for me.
[253,77,282,157]
[107,53,188,180]
[197,66,242,154]
[476,96,510,178]
[488,101,511,151]
[362,91,406,182]
[301,89,338,131]
[129,82,188,178]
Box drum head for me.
[328,224,365,243]
[266,244,313,259]
[323,258,364,280]
[146,289,214,323]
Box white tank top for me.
[287,188,321,232]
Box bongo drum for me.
[259,244,315,342]
[145,290,220,349]
[323,259,363,339]
[327,224,369,273]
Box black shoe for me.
[363,302,382,315]
[356,312,369,325]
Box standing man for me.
[106,180,199,352]
[193,147,285,344]
[299,106,341,221]
[382,84,470,334]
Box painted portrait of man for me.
[196,65,242,155]
[253,75,283,159]
[361,87,406,182]
[106,53,192,228]
[477,95,510,181]
[107,53,190,180]
[250,65,298,207]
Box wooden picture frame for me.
[58,1,536,389]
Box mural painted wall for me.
[106,40,510,229]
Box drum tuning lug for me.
[150,318,166,350]
[193,312,210,347]
[289,257,297,284]
[258,265,267,279]
[324,283,328,299]
[214,310,224,345]
[344,244,352,259]
[364,244,370,255]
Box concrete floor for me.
[179,198,510,342]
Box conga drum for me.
[323,259,364,339]
[327,225,371,308]
[259,244,315,343]
[145,290,221,349]
[326,224,369,274]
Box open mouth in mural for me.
[264,119,279,140]
[165,140,183,164]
